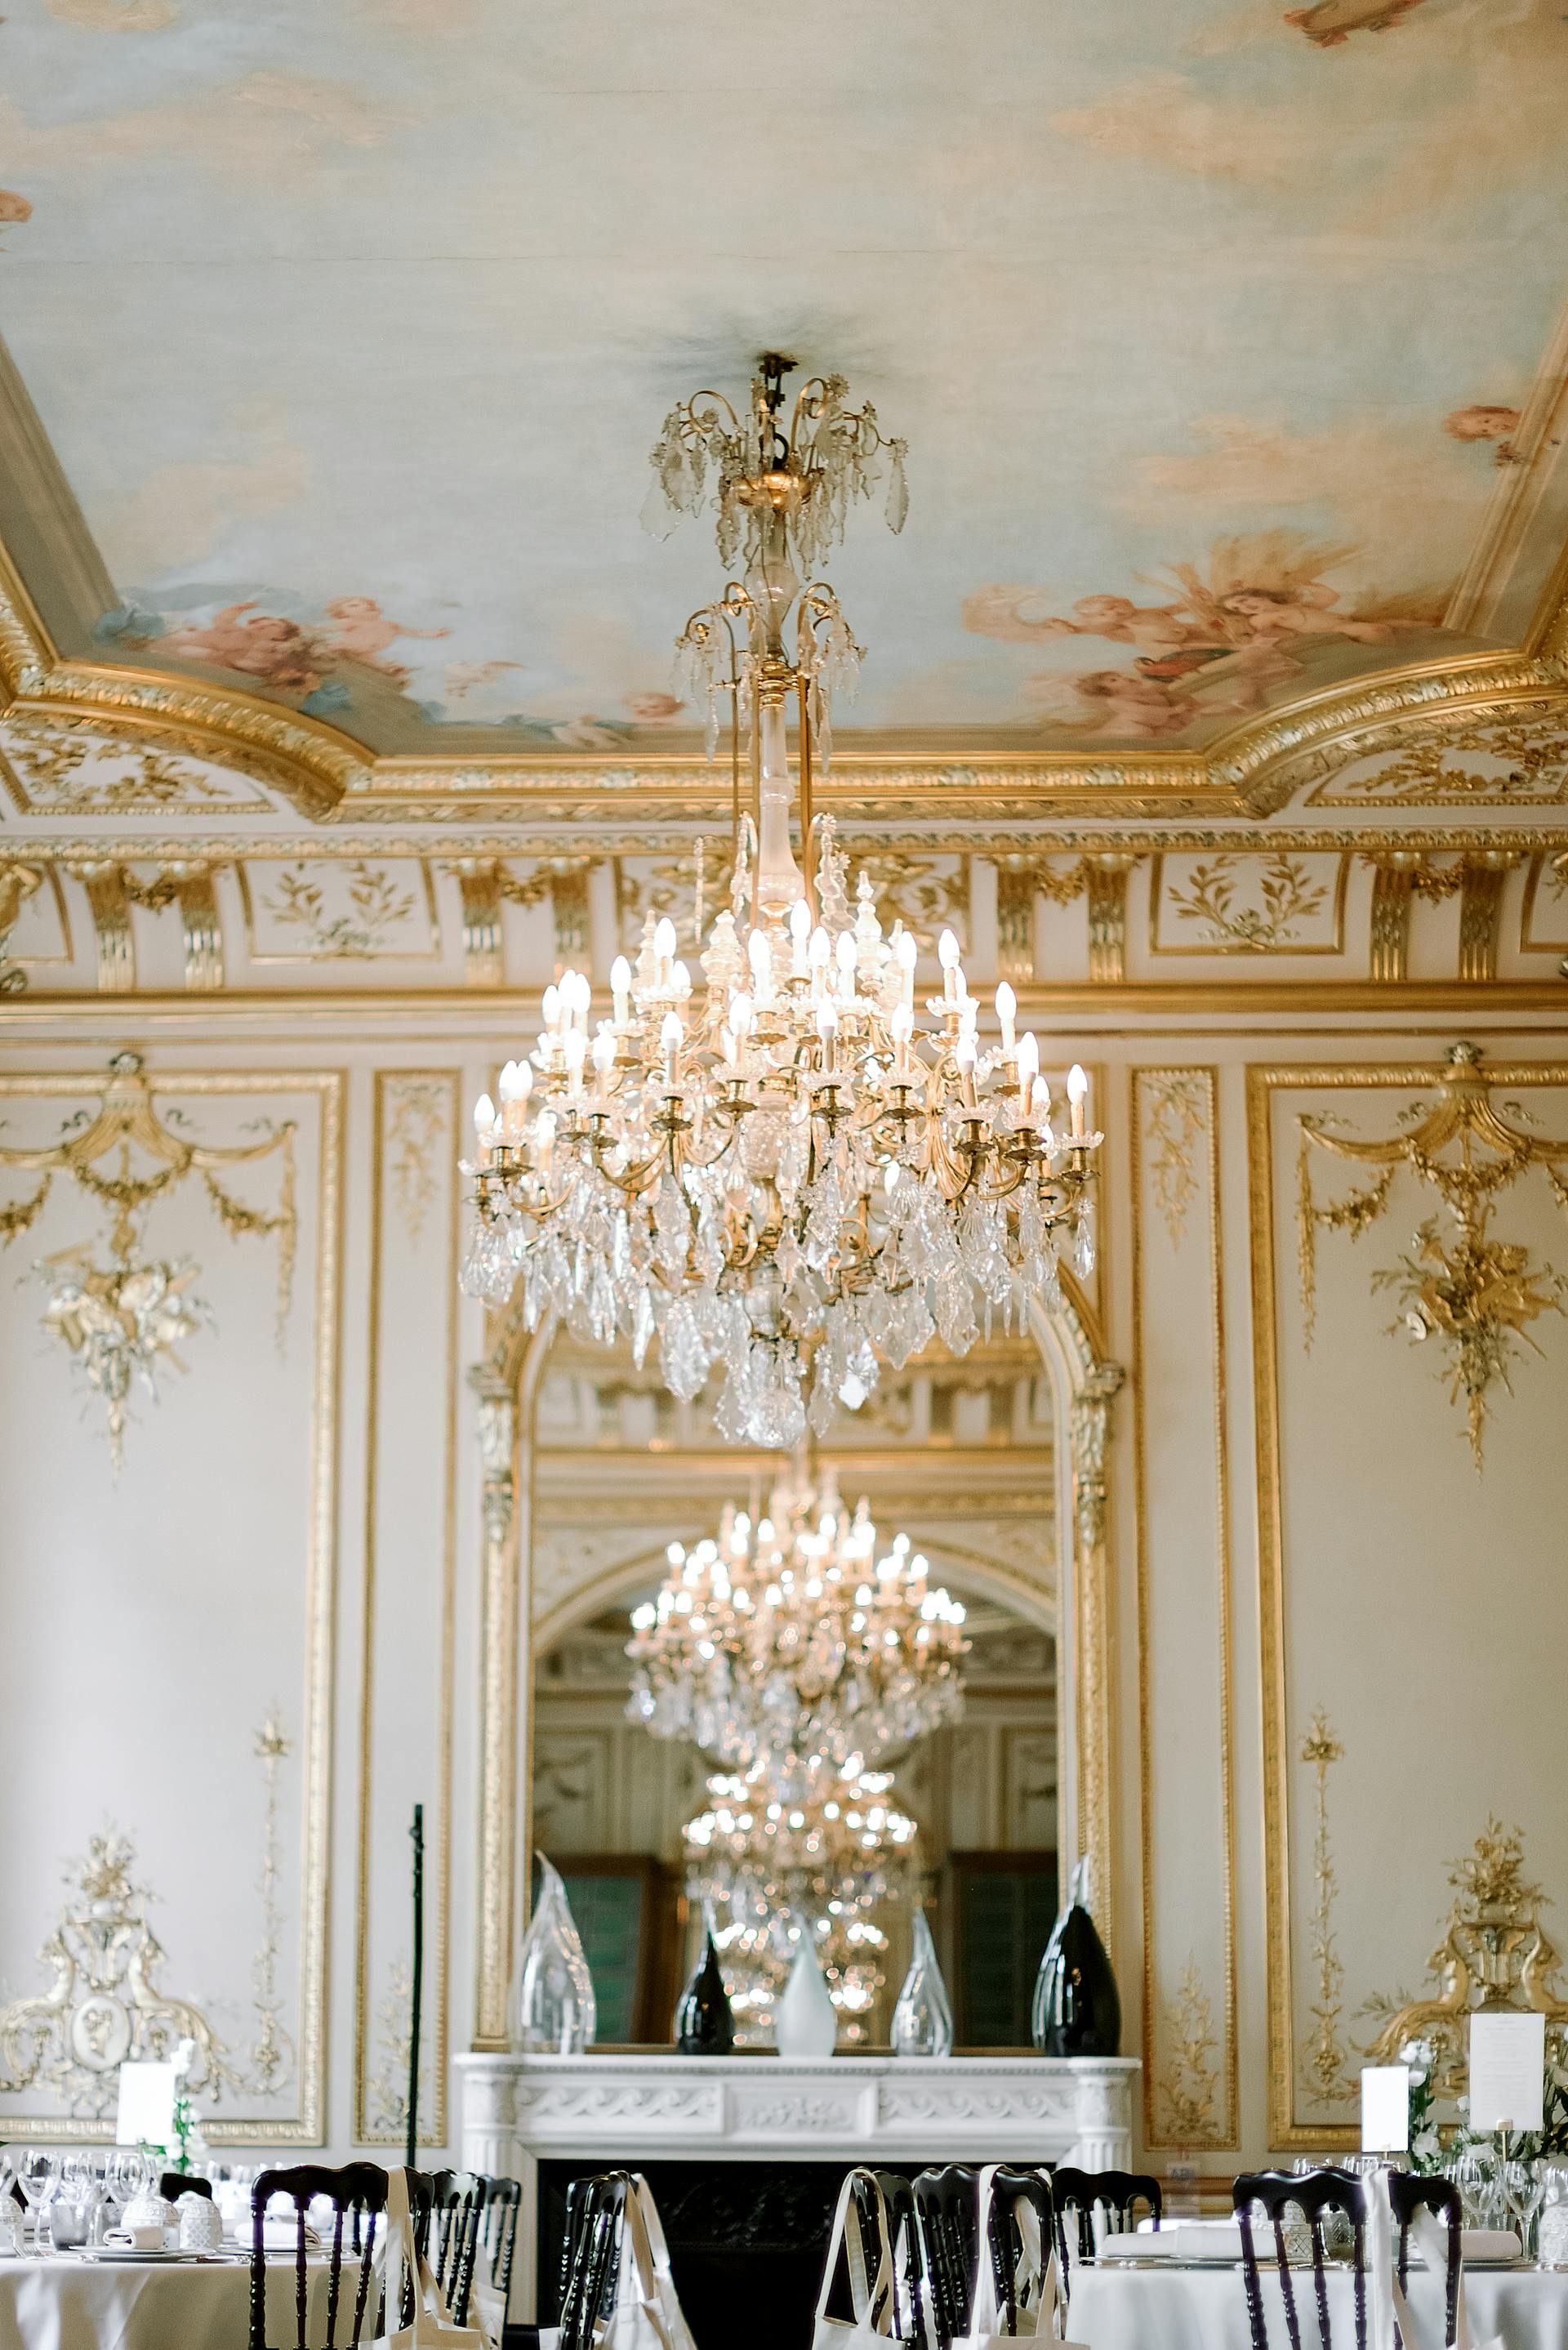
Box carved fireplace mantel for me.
[455,2050,1140,2318]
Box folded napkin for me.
[1458,2230,1521,2263]
[256,2219,324,2254]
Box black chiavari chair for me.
[1388,2172,1462,2350]
[1050,2165,1162,2302]
[1233,2167,1369,2350]
[479,2173,522,2320]
[247,2161,390,2350]
[428,2170,488,2326]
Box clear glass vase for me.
[507,1853,597,2053]
[891,1908,955,2058]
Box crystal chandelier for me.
[682,1760,919,2043]
[460,353,1102,1447]
[625,1466,967,1781]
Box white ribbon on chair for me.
[375,2170,494,2350]
[630,2178,697,2350]
[1365,2173,1503,2350]
[813,2169,905,2350]
[950,2168,1088,2350]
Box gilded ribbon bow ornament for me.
[0,1053,296,1469]
[1298,1043,1568,1468]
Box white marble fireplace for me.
[456,2050,1140,2320]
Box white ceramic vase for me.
[773,1936,838,2060]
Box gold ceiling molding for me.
[6,521,1568,827]
[0,859,44,993]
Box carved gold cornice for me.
[5,508,1568,827]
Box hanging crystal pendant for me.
[890,1906,955,2058]
[507,1854,598,2054]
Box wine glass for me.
[1503,2161,1545,2264]
[16,2148,60,2258]
[106,2147,150,2219]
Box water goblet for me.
[1503,2161,1545,2264]
[16,2149,60,2258]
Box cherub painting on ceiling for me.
[1284,0,1432,46]
[964,533,1443,741]
[93,591,635,746]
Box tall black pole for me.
[407,1803,425,2169]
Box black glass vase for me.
[1031,1860,1120,2057]
[674,1925,734,2055]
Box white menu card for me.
[1468,2012,1546,2134]
[1361,2064,1410,2152]
[114,2059,177,2147]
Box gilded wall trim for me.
[354,1070,459,2145]
[1248,1056,1568,2148]
[0,1067,342,2143]
[1131,1067,1237,2147]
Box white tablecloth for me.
[1067,2262,1568,2350]
[0,2253,341,2350]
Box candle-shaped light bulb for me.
[1068,1062,1089,1138]
[817,996,838,1071]
[895,925,918,1009]
[730,990,753,1045]
[890,1001,913,1071]
[938,926,960,1002]
[473,1090,495,1139]
[747,925,772,1000]
[499,1057,531,1138]
[671,958,691,998]
[654,916,678,965]
[809,926,831,999]
[541,983,560,1033]
[789,898,811,977]
[562,1028,586,1094]
[835,929,858,997]
[610,953,631,1024]
[661,1010,683,1085]
[591,1028,615,1091]
[1016,1029,1040,1112]
[720,1024,737,1068]
[996,981,1017,1054]
[1031,1075,1051,1124]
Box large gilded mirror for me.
[523,1327,1061,2049]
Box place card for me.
[1361,2064,1410,2152]
[115,2058,177,2147]
[1468,2012,1546,2134]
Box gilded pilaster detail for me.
[66,859,135,992]
[994,862,1037,985]
[0,860,43,995]
[470,1362,519,2049]
[1458,853,1516,982]
[451,859,505,988]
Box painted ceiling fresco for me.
[2,0,1566,757]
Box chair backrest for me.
[861,2170,921,2344]
[911,2165,1055,2348]
[1232,2168,1368,2350]
[248,2161,390,2350]
[1051,2165,1162,2293]
[162,2171,215,2202]
[480,2172,522,2306]
[913,2164,979,2350]
[429,2170,488,2325]
[1388,2171,1461,2348]
[559,2171,633,2350]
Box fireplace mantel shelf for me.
[456,2049,1139,2314]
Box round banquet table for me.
[1066,2259,1568,2350]
[0,2251,341,2350]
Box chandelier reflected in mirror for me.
[682,1762,919,2043]
[626,1465,967,1786]
[460,353,1102,1446]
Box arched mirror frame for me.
[467,1281,1122,2049]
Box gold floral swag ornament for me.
[0,1054,296,1469]
[1361,1817,1568,2105]
[1297,1043,1568,1468]
[0,1831,247,2121]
